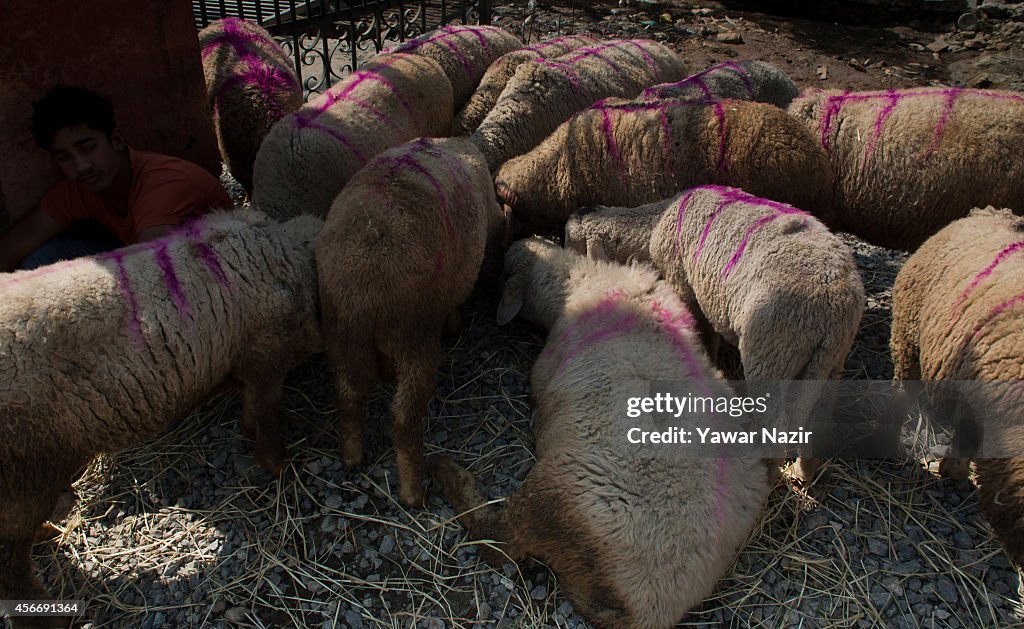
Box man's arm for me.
[136,225,173,242]
[0,206,66,272]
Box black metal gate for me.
[193,1,493,99]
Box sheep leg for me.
[0,537,61,629]
[389,340,441,508]
[241,372,290,475]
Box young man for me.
[0,85,233,271]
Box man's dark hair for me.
[31,86,116,149]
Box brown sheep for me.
[198,18,303,194]
[316,137,502,507]
[890,207,1024,563]
[251,53,454,220]
[495,97,835,236]
[388,25,523,110]
[788,87,1024,250]
[454,34,599,135]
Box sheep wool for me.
[788,87,1024,250]
[388,25,523,110]
[198,17,303,194]
[438,238,774,629]
[316,137,501,508]
[640,59,801,108]
[496,98,835,235]
[250,52,454,220]
[890,207,1024,563]
[472,39,688,171]
[454,34,599,135]
[0,210,322,610]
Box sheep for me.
[387,25,523,110]
[250,52,454,220]
[436,237,775,629]
[565,185,864,480]
[198,18,303,195]
[471,39,689,171]
[495,97,835,236]
[787,87,1024,251]
[0,210,322,618]
[890,207,1024,560]
[640,59,801,108]
[316,136,502,508]
[453,34,599,135]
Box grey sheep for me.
[436,237,775,629]
[454,34,599,135]
[0,211,322,619]
[316,137,502,508]
[198,18,303,195]
[250,52,454,220]
[388,25,523,110]
[496,97,835,236]
[471,39,688,171]
[788,87,1024,250]
[640,59,801,108]
[890,207,1024,563]
[565,185,864,481]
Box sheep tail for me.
[433,456,523,564]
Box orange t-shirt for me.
[41,149,233,244]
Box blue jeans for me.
[18,221,121,270]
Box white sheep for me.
[250,52,454,220]
[0,210,322,616]
[437,237,775,629]
[565,185,865,480]
[316,136,502,507]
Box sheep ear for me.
[588,240,610,261]
[496,283,524,326]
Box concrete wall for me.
[0,1,219,230]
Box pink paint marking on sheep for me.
[218,65,298,119]
[377,150,456,236]
[184,220,230,287]
[692,195,740,263]
[671,190,698,261]
[200,18,277,60]
[600,107,624,167]
[99,250,144,343]
[292,116,368,162]
[722,206,808,279]
[860,90,901,166]
[715,61,755,98]
[153,241,192,320]
[299,55,410,121]
[624,40,657,72]
[711,102,730,175]
[951,240,1024,317]
[541,40,640,89]
[970,292,1024,342]
[524,35,589,53]
[552,308,639,377]
[391,25,493,56]
[542,291,627,361]
[818,87,1022,154]
[922,87,963,158]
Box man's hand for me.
[0,206,66,272]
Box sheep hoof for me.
[399,484,427,509]
[341,442,365,468]
[792,457,821,484]
[938,457,971,481]
[256,445,290,475]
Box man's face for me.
[49,124,125,193]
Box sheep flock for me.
[3,18,1024,629]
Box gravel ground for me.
[8,2,1024,628]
